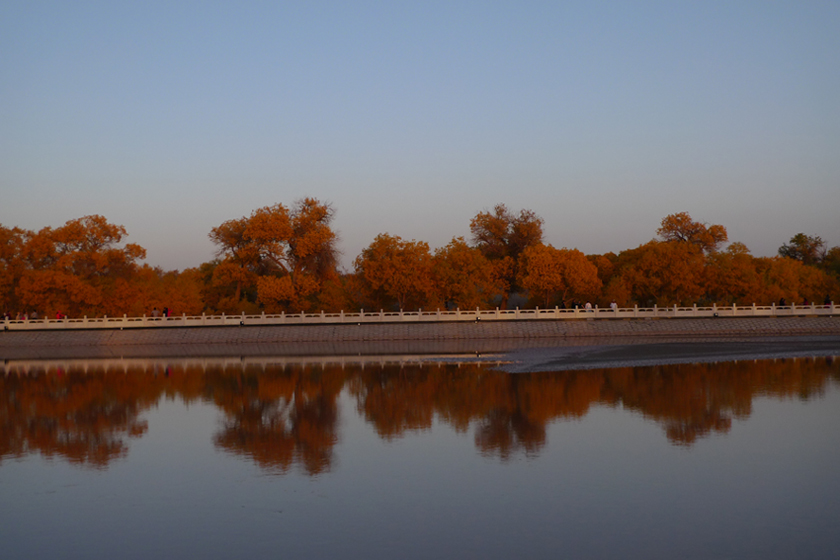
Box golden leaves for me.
[518,244,602,307]
[657,212,728,253]
[354,234,438,310]
[209,198,339,312]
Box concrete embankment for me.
[2,316,839,360]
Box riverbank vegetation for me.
[2,201,838,317]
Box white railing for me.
[2,302,837,332]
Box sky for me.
[2,1,838,272]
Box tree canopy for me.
[657,212,728,254]
[209,198,339,312]
[470,204,543,308]
[2,206,838,317]
[778,233,826,266]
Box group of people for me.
[2,310,42,320]
[778,295,833,307]
[2,308,183,321]
[560,301,616,311]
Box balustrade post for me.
[201,312,205,325]
[771,302,776,316]
[515,307,520,319]
[752,303,756,316]
[437,308,441,320]
[634,304,638,318]
[693,303,697,317]
[673,304,677,316]
[732,303,737,316]
[653,304,657,317]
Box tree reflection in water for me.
[1,356,837,470]
[209,364,342,475]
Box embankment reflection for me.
[2,356,838,471]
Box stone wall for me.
[2,316,838,360]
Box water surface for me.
[2,355,839,559]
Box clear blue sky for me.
[2,1,838,271]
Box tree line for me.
[2,199,838,318]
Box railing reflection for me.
[2,355,838,472]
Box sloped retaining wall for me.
[2,316,839,359]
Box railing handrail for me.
[2,302,836,331]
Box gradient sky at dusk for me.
[2,1,838,271]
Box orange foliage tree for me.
[470,204,543,308]
[432,237,502,309]
[115,265,205,316]
[16,215,146,317]
[518,244,602,307]
[778,233,826,266]
[353,233,439,310]
[657,212,728,253]
[702,243,763,305]
[612,240,706,306]
[0,225,28,313]
[754,256,835,305]
[209,198,339,313]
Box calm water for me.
[2,355,839,559]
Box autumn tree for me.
[432,237,502,309]
[17,215,146,317]
[0,225,28,312]
[614,240,706,306]
[823,247,840,279]
[778,233,826,266]
[587,252,627,306]
[353,233,438,310]
[115,265,205,317]
[470,204,543,308]
[518,244,602,307]
[657,212,728,254]
[209,198,339,313]
[754,256,835,305]
[702,242,763,305]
